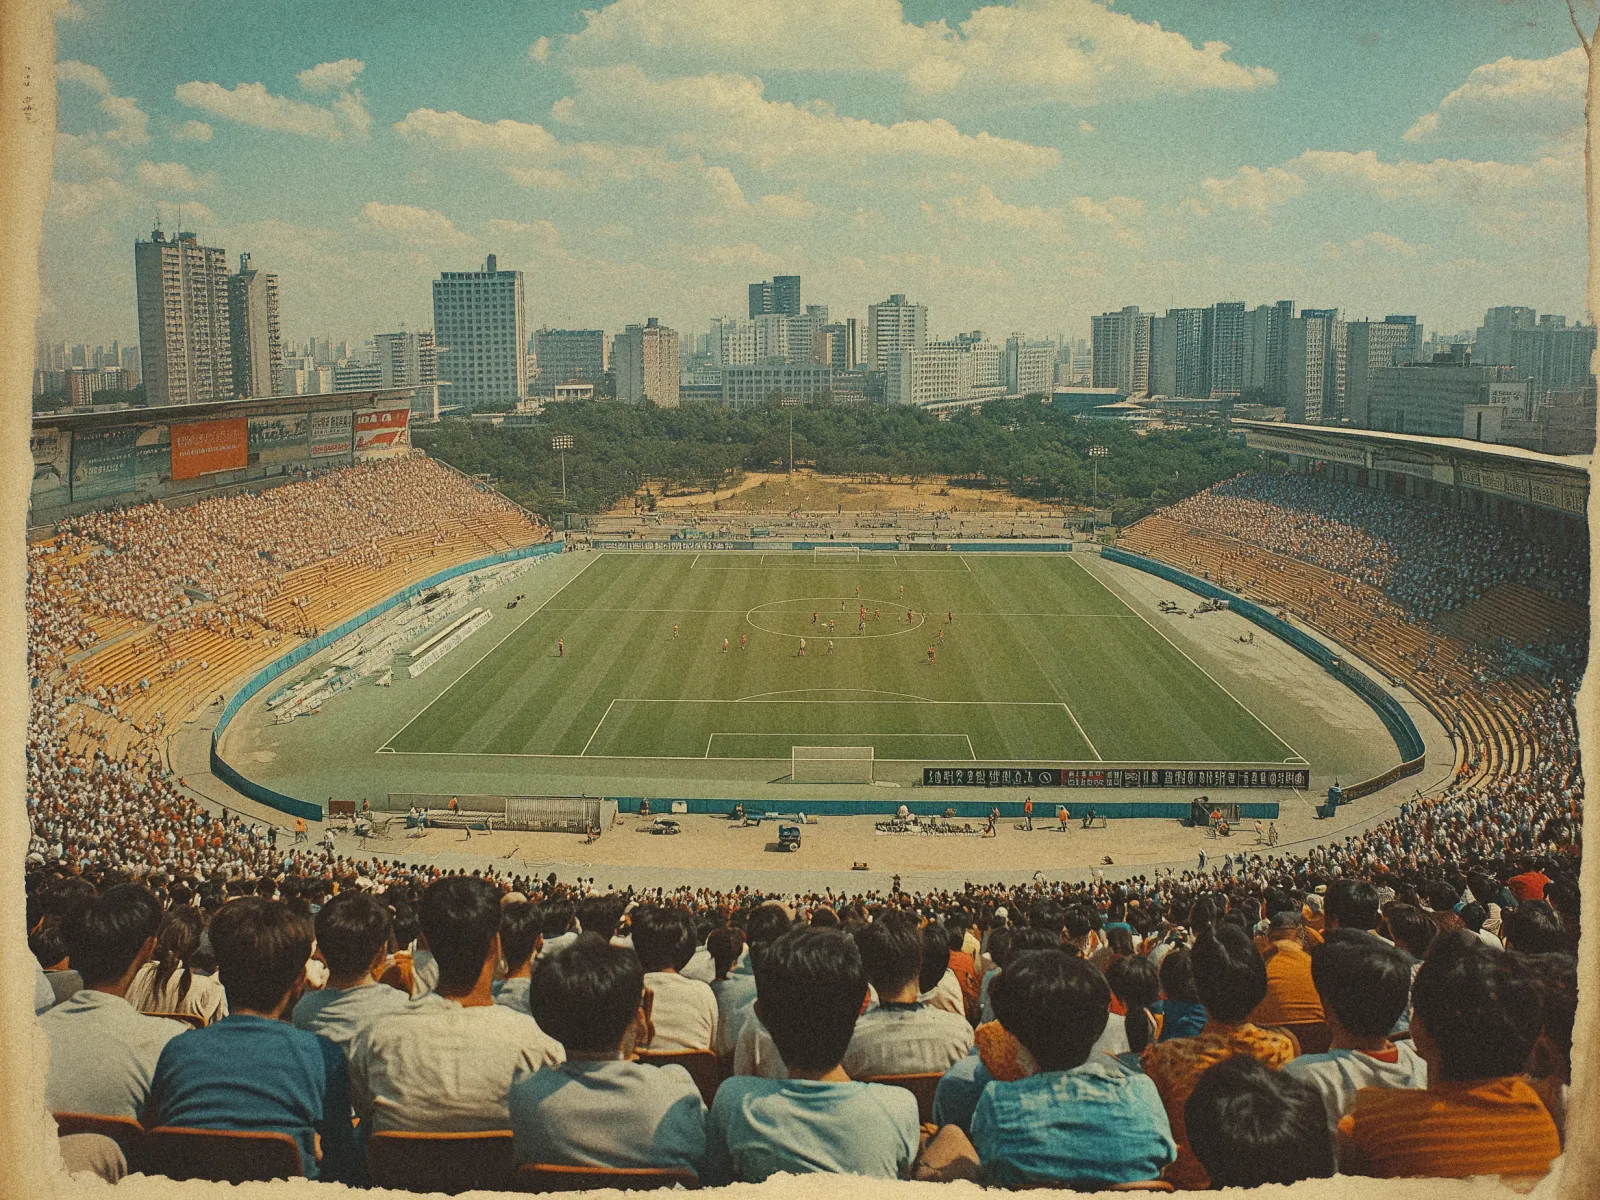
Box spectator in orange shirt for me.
[1337,933,1560,1183]
[1248,910,1324,1031]
[1141,925,1297,1190]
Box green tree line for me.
[412,396,1265,525]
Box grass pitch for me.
[385,552,1300,765]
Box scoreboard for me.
[921,766,1311,790]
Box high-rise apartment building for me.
[1091,306,1152,396]
[1004,336,1056,396]
[227,252,283,399]
[135,229,233,407]
[748,275,801,319]
[1285,309,1345,424]
[375,330,441,416]
[1345,317,1422,427]
[865,294,928,371]
[1475,305,1537,366]
[432,254,527,409]
[532,329,607,394]
[1150,308,1207,398]
[1510,318,1597,404]
[754,312,791,363]
[820,320,858,370]
[710,316,757,367]
[613,317,680,406]
[787,304,830,365]
[1207,301,1247,398]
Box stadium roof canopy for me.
[33,388,417,434]
[1237,420,1588,522]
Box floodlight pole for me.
[552,434,574,502]
[781,396,798,475]
[1089,445,1108,504]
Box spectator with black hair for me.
[492,901,544,1016]
[1459,901,1500,949]
[537,899,579,959]
[510,934,707,1175]
[632,904,718,1051]
[144,897,360,1183]
[1502,900,1570,957]
[1283,931,1426,1138]
[1338,933,1560,1181]
[41,884,188,1120]
[348,876,562,1133]
[1325,881,1385,938]
[727,904,804,1076]
[1184,1056,1335,1189]
[971,949,1174,1187]
[1519,951,1576,1146]
[842,912,972,1078]
[1152,947,1207,1041]
[917,921,965,1017]
[1141,924,1297,1189]
[292,891,408,1052]
[125,906,227,1025]
[707,928,969,1183]
[1105,954,1162,1070]
[707,925,747,1060]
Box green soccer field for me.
[384,551,1302,766]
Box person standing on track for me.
[1023,796,1033,831]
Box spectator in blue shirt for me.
[511,933,706,1174]
[970,949,1175,1188]
[1153,947,1208,1041]
[706,928,978,1184]
[145,897,360,1183]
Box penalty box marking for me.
[704,731,977,761]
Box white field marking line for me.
[736,688,934,703]
[378,747,1296,765]
[1005,620,1103,761]
[1070,554,1303,763]
[579,697,619,757]
[606,696,1071,707]
[379,553,601,750]
[544,606,1136,617]
[702,732,977,759]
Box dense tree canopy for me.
[413,397,1266,525]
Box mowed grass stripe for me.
[389,552,1296,764]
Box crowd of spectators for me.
[1162,472,1588,623]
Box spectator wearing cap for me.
[1140,924,1298,1190]
[348,877,562,1133]
[491,902,543,1017]
[1284,932,1426,1141]
[292,891,409,1053]
[144,897,360,1183]
[1338,933,1559,1181]
[510,934,707,1175]
[632,905,718,1052]
[970,950,1175,1188]
[842,912,973,1079]
[1184,1057,1335,1188]
[1248,909,1324,1030]
[41,884,188,1120]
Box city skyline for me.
[40,1,1588,348]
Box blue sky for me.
[41,0,1588,349]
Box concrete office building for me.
[613,317,680,407]
[1207,301,1248,398]
[1091,306,1152,396]
[227,253,282,399]
[865,294,928,371]
[1369,360,1491,437]
[1151,308,1207,398]
[1004,336,1056,396]
[532,329,607,394]
[1345,317,1422,427]
[1285,309,1345,423]
[820,319,858,370]
[710,317,757,367]
[375,330,442,418]
[1511,318,1597,404]
[749,275,801,319]
[722,362,836,409]
[135,229,233,407]
[1475,306,1537,366]
[432,254,527,408]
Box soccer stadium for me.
[27,393,1586,1192]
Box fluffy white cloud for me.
[944,185,1141,246]
[354,201,474,246]
[176,70,371,140]
[57,60,149,143]
[1403,48,1583,146]
[394,108,561,157]
[171,120,213,141]
[136,160,211,191]
[297,58,365,93]
[550,0,1274,109]
[1184,164,1308,224]
[1293,149,1572,202]
[556,66,1059,180]
[1323,231,1420,260]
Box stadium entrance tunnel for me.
[745,597,926,640]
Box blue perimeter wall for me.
[1101,547,1427,805]
[210,541,565,821]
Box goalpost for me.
[813,545,859,562]
[792,745,875,783]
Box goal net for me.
[792,745,874,783]
[814,545,859,562]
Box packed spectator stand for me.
[27,463,1584,1191]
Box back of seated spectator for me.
[145,897,359,1183]
[125,907,228,1024]
[632,905,718,1051]
[1185,1056,1335,1188]
[1283,931,1425,1139]
[1153,947,1206,1041]
[1502,900,1570,956]
[492,902,543,1016]
[41,884,187,1119]
[972,950,1175,1187]
[707,928,921,1184]
[843,912,972,1079]
[707,925,746,1058]
[1325,881,1384,938]
[1519,951,1576,1146]
[916,924,965,1017]
[1338,933,1560,1181]
[1141,924,1297,1190]
[1105,954,1162,1071]
[349,876,562,1133]
[510,934,706,1174]
[1248,909,1324,1028]
[292,891,408,1052]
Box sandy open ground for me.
[627,471,1068,515]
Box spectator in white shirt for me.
[633,905,719,1052]
[40,884,187,1119]
[123,906,229,1025]
[493,902,543,1016]
[349,877,563,1133]
[512,934,707,1174]
[536,900,579,960]
[918,925,967,1018]
[292,892,409,1054]
[844,912,973,1079]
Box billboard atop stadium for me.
[309,410,353,458]
[171,417,248,481]
[247,413,310,466]
[31,427,70,504]
[355,407,410,459]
